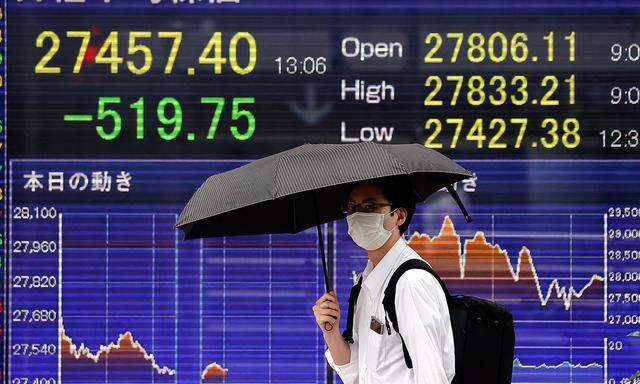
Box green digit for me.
[130,97,145,139]
[157,97,182,140]
[230,97,255,141]
[96,97,122,140]
[201,97,225,139]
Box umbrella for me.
[175,141,473,330]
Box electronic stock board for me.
[1,1,640,383]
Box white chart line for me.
[7,150,11,384]
[492,214,495,302]
[58,213,63,384]
[106,214,109,384]
[269,233,272,383]
[603,214,608,322]
[174,215,178,384]
[199,237,203,384]
[570,336,573,383]
[152,215,156,384]
[223,235,226,367]
[4,25,9,382]
[570,214,573,323]
[604,337,608,384]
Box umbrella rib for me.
[380,144,409,174]
[445,184,473,223]
[272,155,284,198]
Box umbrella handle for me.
[324,314,338,332]
[324,322,334,332]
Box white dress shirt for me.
[325,235,456,384]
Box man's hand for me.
[316,292,353,371]
[313,291,341,334]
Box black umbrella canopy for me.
[175,141,473,240]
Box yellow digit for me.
[565,74,575,104]
[511,118,527,148]
[229,32,256,75]
[488,32,507,62]
[424,119,443,148]
[424,33,443,63]
[127,31,152,75]
[158,31,182,74]
[467,33,486,63]
[67,31,91,73]
[447,33,464,63]
[200,32,227,74]
[510,33,528,63]
[466,118,486,148]
[562,118,580,148]
[489,75,507,105]
[447,118,464,148]
[488,118,507,148]
[467,75,485,106]
[565,31,575,62]
[447,75,464,105]
[540,118,559,148]
[540,75,559,105]
[510,75,528,105]
[543,31,554,61]
[424,76,443,106]
[95,31,123,73]
[35,31,61,74]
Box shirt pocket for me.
[366,323,386,371]
[367,310,390,372]
[376,312,406,373]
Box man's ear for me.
[395,208,407,229]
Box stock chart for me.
[1,1,639,384]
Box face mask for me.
[346,208,398,250]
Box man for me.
[312,175,455,384]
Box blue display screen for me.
[2,1,639,384]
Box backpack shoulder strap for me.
[341,273,364,344]
[382,258,451,369]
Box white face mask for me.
[346,208,398,250]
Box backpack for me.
[341,258,515,384]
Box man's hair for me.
[347,175,418,235]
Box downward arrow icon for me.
[288,84,332,125]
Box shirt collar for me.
[361,236,408,298]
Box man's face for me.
[347,183,405,233]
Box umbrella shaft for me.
[312,189,332,292]
[316,223,331,292]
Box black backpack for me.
[341,258,515,384]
